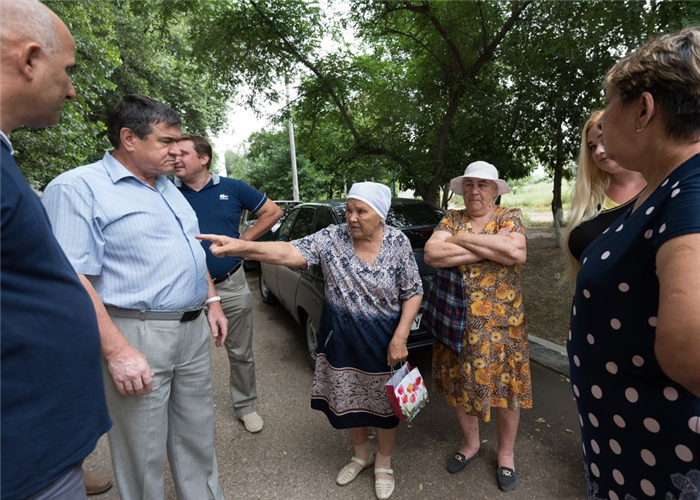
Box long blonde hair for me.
[562,110,613,284]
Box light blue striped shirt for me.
[42,152,208,310]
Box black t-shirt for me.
[1,139,111,498]
[568,197,639,262]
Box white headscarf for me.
[347,182,391,220]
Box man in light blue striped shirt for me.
[43,95,227,500]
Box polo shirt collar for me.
[173,172,221,190]
[0,131,14,155]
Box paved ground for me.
[85,271,586,500]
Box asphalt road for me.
[86,271,587,500]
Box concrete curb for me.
[529,334,570,377]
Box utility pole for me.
[286,79,299,202]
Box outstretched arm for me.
[197,234,308,269]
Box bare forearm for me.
[240,213,280,242]
[240,200,283,242]
[655,236,700,398]
[393,295,423,342]
[449,233,526,265]
[78,274,129,357]
[656,332,700,398]
[237,240,308,268]
[425,240,482,268]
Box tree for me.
[244,128,336,201]
[179,1,534,205]
[504,0,700,246]
[14,0,234,189]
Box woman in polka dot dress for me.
[569,28,700,500]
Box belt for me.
[213,261,242,284]
[105,306,204,322]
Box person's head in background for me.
[600,27,700,183]
[0,0,76,133]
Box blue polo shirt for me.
[175,174,266,279]
[1,135,111,499]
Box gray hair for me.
[0,0,62,57]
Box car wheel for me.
[258,272,277,305]
[305,314,318,368]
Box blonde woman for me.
[563,110,646,282]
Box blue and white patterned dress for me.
[569,154,700,500]
[293,223,423,429]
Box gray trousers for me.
[25,463,85,500]
[103,315,224,500]
[216,266,257,417]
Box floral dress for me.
[293,223,423,429]
[569,154,700,500]
[432,207,533,422]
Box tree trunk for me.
[552,107,565,248]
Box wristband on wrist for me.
[204,296,221,305]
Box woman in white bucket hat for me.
[424,161,531,493]
[448,161,511,197]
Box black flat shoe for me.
[497,466,518,492]
[446,449,480,474]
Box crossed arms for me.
[424,228,526,268]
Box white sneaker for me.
[239,411,264,433]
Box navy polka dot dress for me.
[568,154,700,500]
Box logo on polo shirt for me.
[219,194,229,200]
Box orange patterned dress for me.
[432,206,533,422]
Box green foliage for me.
[13,0,700,206]
[224,149,248,179]
[243,128,336,201]
[14,0,234,189]
[501,178,574,211]
[14,0,120,188]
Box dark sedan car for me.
[258,198,444,366]
[240,200,301,270]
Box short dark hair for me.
[107,94,181,149]
[605,27,700,140]
[180,133,213,170]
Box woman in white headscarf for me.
[199,182,423,500]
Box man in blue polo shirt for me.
[174,133,282,433]
[0,1,111,498]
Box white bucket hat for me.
[449,161,511,196]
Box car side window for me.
[314,207,335,232]
[276,209,299,242]
[289,208,316,240]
